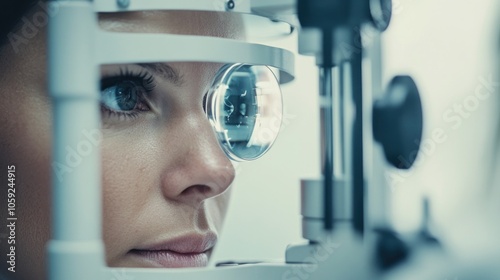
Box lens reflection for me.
[206,64,283,161]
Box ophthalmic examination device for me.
[46,0,500,279]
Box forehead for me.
[98,10,246,39]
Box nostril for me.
[180,185,212,198]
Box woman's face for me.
[0,8,242,278]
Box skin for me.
[0,7,243,279]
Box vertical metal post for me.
[320,29,335,230]
[320,66,334,230]
[47,1,105,279]
[350,29,365,234]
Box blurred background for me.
[213,0,500,264]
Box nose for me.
[159,114,235,206]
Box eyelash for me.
[100,67,156,121]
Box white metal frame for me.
[95,32,295,83]
[94,0,251,13]
[47,1,300,280]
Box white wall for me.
[383,0,500,233]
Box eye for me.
[101,80,141,111]
[100,67,156,120]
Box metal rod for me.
[350,29,365,235]
[321,67,334,230]
[338,63,346,177]
[321,28,335,230]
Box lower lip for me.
[129,250,209,268]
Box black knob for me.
[373,76,423,169]
[297,0,351,28]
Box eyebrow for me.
[137,63,185,87]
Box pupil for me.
[116,81,138,111]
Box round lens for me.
[206,64,283,161]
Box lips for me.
[129,232,217,268]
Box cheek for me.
[100,129,160,255]
[206,187,233,230]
